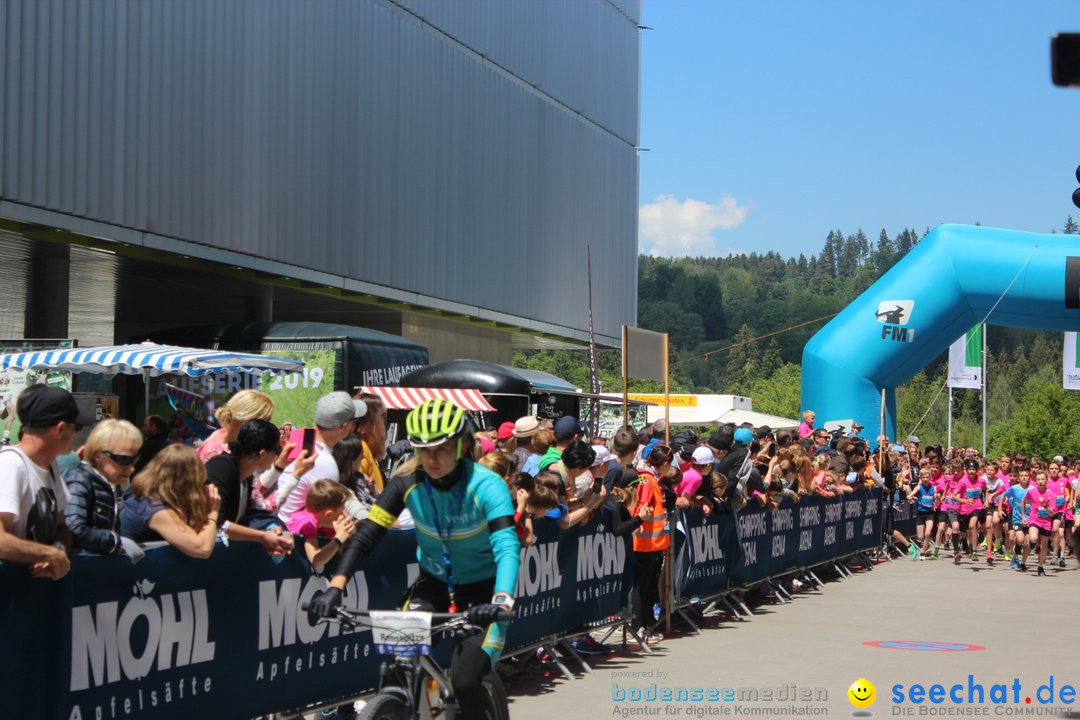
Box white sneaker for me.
[636,627,663,645]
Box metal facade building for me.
[0,0,641,359]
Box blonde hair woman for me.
[798,410,816,439]
[198,389,274,462]
[119,444,221,558]
[63,419,144,554]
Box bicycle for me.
[303,603,515,720]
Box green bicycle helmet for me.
[405,398,467,448]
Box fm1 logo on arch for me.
[876,300,916,344]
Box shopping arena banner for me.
[891,493,918,538]
[730,490,883,587]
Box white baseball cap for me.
[591,445,613,466]
[691,446,715,465]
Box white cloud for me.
[638,194,749,257]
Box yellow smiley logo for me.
[848,678,876,708]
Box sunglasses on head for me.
[103,451,139,467]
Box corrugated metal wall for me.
[0,231,30,338]
[0,0,639,340]
[68,246,117,348]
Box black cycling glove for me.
[308,587,343,622]
[466,603,509,626]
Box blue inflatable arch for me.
[801,224,1080,439]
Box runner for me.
[949,459,986,565]
[906,466,938,558]
[1070,467,1079,561]
[1020,470,1055,575]
[938,460,961,562]
[1046,460,1070,567]
[1001,468,1030,570]
[950,462,984,561]
[982,460,1006,562]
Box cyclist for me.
[308,398,520,716]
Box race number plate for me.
[369,611,433,656]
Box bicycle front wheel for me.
[478,670,510,720]
[359,692,410,720]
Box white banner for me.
[1064,332,1080,390]
[947,325,982,389]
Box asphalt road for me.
[506,552,1080,720]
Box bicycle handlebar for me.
[300,603,516,625]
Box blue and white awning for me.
[0,342,304,377]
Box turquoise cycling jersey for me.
[336,459,520,663]
[340,459,521,595]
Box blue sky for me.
[637,2,1080,259]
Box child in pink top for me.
[1046,462,1069,566]
[951,461,986,564]
[285,479,356,573]
[932,464,954,555]
[1021,471,1054,575]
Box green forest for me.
[513,218,1080,457]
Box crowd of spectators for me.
[2,385,1077,666]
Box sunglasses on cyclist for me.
[103,451,139,467]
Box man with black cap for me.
[0,385,94,579]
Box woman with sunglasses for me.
[63,419,143,554]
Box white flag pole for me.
[947,387,953,453]
[981,324,987,457]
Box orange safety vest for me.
[632,469,670,552]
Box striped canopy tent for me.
[357,386,495,412]
[0,342,305,415]
[0,342,305,377]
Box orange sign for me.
[626,394,698,407]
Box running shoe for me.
[978,539,987,550]
[1037,565,1046,576]
[908,544,919,560]
[1018,562,1027,572]
[1009,558,1019,570]
[570,636,611,656]
[932,548,940,559]
[1003,549,1012,561]
[1058,557,1066,568]
[986,554,993,566]
[994,540,1002,553]
[635,627,663,646]
[953,552,962,565]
